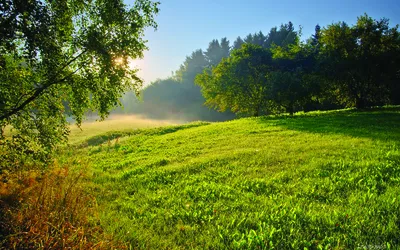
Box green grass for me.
[59,108,400,249]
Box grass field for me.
[58,108,400,249]
[68,115,182,144]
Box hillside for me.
[61,108,400,249]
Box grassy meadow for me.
[0,115,181,248]
[55,107,400,249]
[68,115,182,144]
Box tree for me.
[310,24,321,48]
[175,48,234,120]
[319,14,400,108]
[244,31,266,47]
[204,40,222,67]
[264,22,298,48]
[236,22,298,50]
[196,44,273,117]
[0,0,159,168]
[204,38,231,67]
[176,49,208,82]
[174,49,208,107]
[220,38,231,61]
[129,47,234,122]
[233,36,244,50]
[270,43,317,115]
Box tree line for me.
[196,14,400,116]
[122,14,399,120]
[115,38,235,121]
[117,23,300,120]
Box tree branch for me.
[0,50,88,121]
[0,64,85,121]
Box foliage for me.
[196,23,310,117]
[319,14,400,108]
[0,0,159,169]
[204,38,231,67]
[196,15,399,117]
[233,22,299,50]
[265,21,299,48]
[58,107,400,249]
[116,77,235,121]
[140,78,234,121]
[196,44,274,116]
[233,36,245,50]
[270,42,319,114]
[175,49,209,82]
[116,22,300,121]
[116,40,235,121]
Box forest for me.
[115,14,400,120]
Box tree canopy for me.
[195,22,307,116]
[195,15,400,117]
[0,0,159,168]
[112,14,398,127]
[196,44,273,117]
[319,14,400,108]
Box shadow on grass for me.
[257,108,400,143]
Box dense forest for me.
[116,14,400,120]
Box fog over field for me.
[68,115,185,144]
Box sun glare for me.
[128,58,142,70]
[113,57,125,66]
[113,57,143,71]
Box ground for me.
[56,108,400,249]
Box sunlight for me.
[113,57,143,71]
[128,57,142,70]
[113,56,125,66]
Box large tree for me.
[0,0,159,168]
[196,44,273,117]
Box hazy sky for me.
[126,0,400,85]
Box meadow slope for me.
[61,108,400,249]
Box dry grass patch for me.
[0,166,125,249]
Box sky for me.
[126,0,400,85]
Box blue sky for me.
[126,0,400,85]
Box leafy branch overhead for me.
[0,0,159,168]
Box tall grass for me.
[0,166,125,249]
